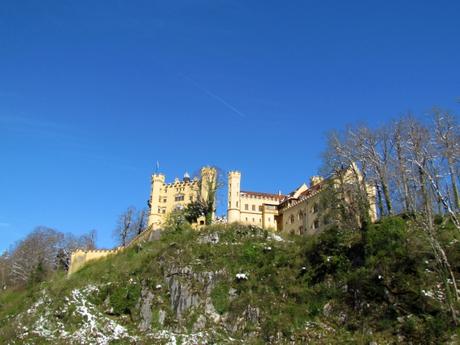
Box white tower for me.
[227,171,241,223]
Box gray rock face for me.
[228,288,238,301]
[148,230,162,241]
[205,297,221,323]
[225,305,261,333]
[193,314,207,331]
[323,301,333,317]
[138,286,155,331]
[244,305,260,324]
[164,265,225,320]
[158,309,166,326]
[198,233,220,244]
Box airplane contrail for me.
[180,74,247,118]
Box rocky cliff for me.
[0,219,459,344]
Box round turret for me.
[227,171,241,223]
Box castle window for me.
[163,198,167,203]
[245,217,248,221]
[312,203,319,213]
[290,215,295,224]
[313,219,319,229]
[252,218,255,222]
[252,205,256,211]
[259,206,263,211]
[298,211,303,220]
[175,194,185,202]
[236,202,238,207]
[245,204,249,210]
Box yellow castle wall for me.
[148,167,216,230]
[68,248,122,275]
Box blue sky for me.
[1,1,459,251]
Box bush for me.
[109,283,141,315]
[366,217,407,265]
[211,282,230,314]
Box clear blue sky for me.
[1,1,459,251]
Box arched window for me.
[312,203,319,213]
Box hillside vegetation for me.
[0,217,459,344]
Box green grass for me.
[1,218,459,344]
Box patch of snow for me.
[236,273,248,280]
[147,329,239,345]
[270,234,284,242]
[421,289,434,298]
[19,285,137,345]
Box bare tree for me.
[113,207,135,247]
[9,227,63,285]
[323,114,459,324]
[322,130,373,229]
[78,229,97,250]
[132,209,148,236]
[349,125,393,215]
[433,109,460,211]
[0,251,11,290]
[391,118,414,213]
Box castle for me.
[147,166,217,230]
[228,171,325,234]
[68,165,376,275]
[228,168,376,234]
[148,165,377,233]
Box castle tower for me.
[148,173,165,230]
[200,166,217,201]
[199,166,218,221]
[227,171,241,223]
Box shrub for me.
[211,282,231,314]
[109,283,141,315]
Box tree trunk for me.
[376,182,384,217]
[448,160,460,210]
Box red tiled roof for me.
[278,181,326,209]
[299,181,323,198]
[240,190,287,201]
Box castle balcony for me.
[262,204,279,215]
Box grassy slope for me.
[0,218,459,344]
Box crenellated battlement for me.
[68,247,123,275]
[148,166,217,230]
